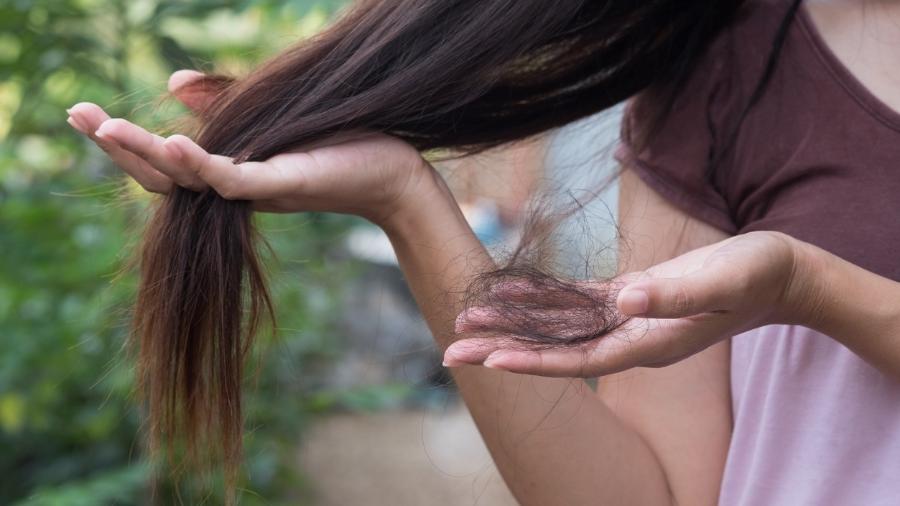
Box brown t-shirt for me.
[618,0,900,282]
[616,2,900,504]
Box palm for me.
[446,231,797,377]
[243,133,426,219]
[66,70,430,224]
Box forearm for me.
[793,239,900,378]
[381,169,674,506]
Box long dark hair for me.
[133,0,762,492]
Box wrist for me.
[789,237,900,344]
[377,164,463,237]
[779,234,831,328]
[783,235,900,336]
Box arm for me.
[446,180,900,384]
[792,240,900,379]
[444,167,736,504]
[382,168,676,505]
[596,168,732,506]
[67,97,712,505]
[387,166,733,505]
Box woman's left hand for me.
[444,231,820,377]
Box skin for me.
[445,0,900,378]
[806,0,900,114]
[447,229,900,380]
[65,3,900,502]
[68,91,678,505]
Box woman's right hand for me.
[65,70,436,226]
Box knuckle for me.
[730,269,752,295]
[183,152,213,189]
[138,175,171,194]
[121,140,151,160]
[186,152,204,176]
[671,286,695,315]
[132,150,151,162]
[137,179,160,194]
[189,151,213,178]
[283,153,314,193]
[173,177,200,191]
[587,342,626,375]
[216,180,241,200]
[102,118,129,134]
[577,348,592,377]
[646,359,674,369]
[215,185,235,200]
[98,120,129,141]
[143,183,167,194]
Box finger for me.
[95,118,207,191]
[167,69,204,94]
[443,336,519,367]
[479,347,598,377]
[165,135,310,201]
[455,306,506,332]
[589,314,736,373]
[444,338,597,378]
[67,103,173,194]
[476,319,684,377]
[168,70,219,113]
[456,310,735,377]
[67,116,86,134]
[616,269,735,318]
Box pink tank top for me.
[617,1,900,504]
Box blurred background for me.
[0,1,621,504]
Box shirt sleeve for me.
[615,29,742,234]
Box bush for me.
[0,1,363,503]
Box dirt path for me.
[298,403,518,506]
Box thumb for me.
[616,270,732,318]
[167,70,229,114]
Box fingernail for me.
[618,289,649,315]
[66,116,84,133]
[482,351,509,370]
[70,115,90,133]
[442,356,462,368]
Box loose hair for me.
[132,0,775,495]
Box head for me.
[133,0,802,496]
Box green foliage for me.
[0,0,359,504]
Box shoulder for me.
[626,0,795,145]
[616,1,798,234]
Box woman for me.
[66,0,900,504]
